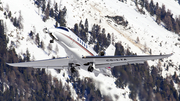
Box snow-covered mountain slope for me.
[60,0,179,77]
[149,0,180,17]
[1,0,180,100]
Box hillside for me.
[0,0,180,100]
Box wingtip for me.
[6,62,13,66]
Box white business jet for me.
[7,27,172,75]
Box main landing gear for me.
[69,63,79,73]
[69,63,95,73]
[84,62,95,72]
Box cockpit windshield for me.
[56,27,69,32]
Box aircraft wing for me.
[7,57,69,69]
[83,54,172,68]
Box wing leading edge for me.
[83,54,172,68]
[7,57,69,69]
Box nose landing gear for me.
[50,39,54,43]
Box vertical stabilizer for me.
[105,44,116,56]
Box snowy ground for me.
[1,0,180,100]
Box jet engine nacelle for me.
[87,62,95,72]
[98,50,106,56]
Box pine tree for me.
[150,0,155,16]
[107,33,111,45]
[49,8,54,18]
[102,28,105,35]
[57,10,66,26]
[54,3,58,13]
[112,33,115,45]
[145,0,150,12]
[44,7,50,21]
[85,18,88,32]
[62,6,67,17]
[154,2,159,15]
[136,37,140,43]
[40,40,45,50]
[175,18,180,34]
[94,42,100,53]
[161,4,166,20]
[42,3,46,12]
[18,11,23,29]
[164,14,173,31]
[156,8,161,25]
[47,1,50,11]
[35,33,40,47]
[25,48,30,62]
[29,31,34,39]
[8,11,11,18]
[0,20,7,56]
[135,0,138,6]
[74,23,79,35]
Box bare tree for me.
[40,40,45,50]
[136,37,140,43]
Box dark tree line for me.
[3,0,180,100]
[73,19,88,43]
[69,72,111,101]
[0,20,75,101]
[112,42,180,101]
[4,9,23,29]
[1,17,112,100]
[134,0,180,34]
[35,0,67,27]
[119,0,180,34]
[72,19,111,54]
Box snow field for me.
[2,0,180,100]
